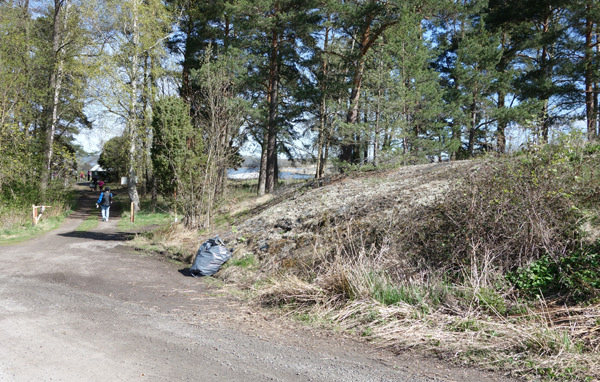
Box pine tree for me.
[376,9,445,162]
[331,0,403,165]
[229,0,320,194]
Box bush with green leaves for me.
[507,244,600,302]
[151,95,207,228]
[390,141,600,297]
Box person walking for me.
[96,187,114,222]
[98,180,105,191]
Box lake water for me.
[227,168,313,180]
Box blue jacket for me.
[97,191,113,206]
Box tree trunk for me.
[322,129,330,178]
[594,25,600,137]
[497,89,507,153]
[340,57,365,163]
[496,33,509,153]
[316,97,326,178]
[373,83,381,167]
[180,20,194,104]
[127,0,141,212]
[585,6,597,141]
[257,130,267,196]
[540,99,550,143]
[340,20,371,165]
[468,89,477,157]
[316,24,330,179]
[265,27,279,193]
[140,52,152,196]
[41,0,69,192]
[539,14,551,143]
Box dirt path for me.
[0,187,519,382]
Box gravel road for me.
[0,188,518,382]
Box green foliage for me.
[507,245,600,302]
[151,95,209,227]
[401,145,598,277]
[475,287,508,315]
[230,254,257,269]
[0,182,75,243]
[151,95,200,195]
[98,135,129,178]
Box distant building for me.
[90,164,119,182]
[90,164,106,179]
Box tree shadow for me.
[58,230,134,242]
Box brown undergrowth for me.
[142,143,600,381]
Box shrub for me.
[507,244,600,302]
[395,145,599,287]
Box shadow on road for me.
[58,230,134,242]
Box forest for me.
[0,0,599,227]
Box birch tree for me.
[95,0,172,211]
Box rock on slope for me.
[229,161,473,263]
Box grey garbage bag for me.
[190,236,231,277]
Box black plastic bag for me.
[189,236,231,277]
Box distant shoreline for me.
[227,167,315,180]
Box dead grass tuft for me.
[131,222,200,262]
[256,275,326,308]
[326,298,600,380]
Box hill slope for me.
[228,161,471,262]
[214,156,599,382]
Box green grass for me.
[75,215,99,232]
[117,210,173,230]
[230,254,257,268]
[0,214,66,245]
[365,271,426,306]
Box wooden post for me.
[32,205,51,226]
[130,202,134,223]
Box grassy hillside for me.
[136,142,600,381]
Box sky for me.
[75,109,123,154]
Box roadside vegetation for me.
[0,182,76,244]
[131,139,600,382]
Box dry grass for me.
[130,222,201,263]
[140,152,600,381]
[0,208,29,230]
[250,268,600,381]
[0,200,69,238]
[341,301,598,379]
